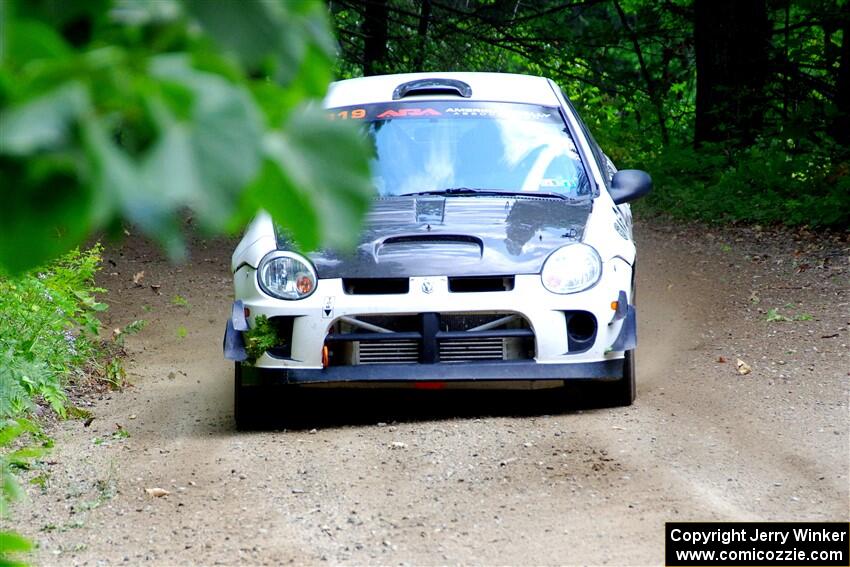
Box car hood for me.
[280,196,592,279]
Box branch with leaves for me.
[0,0,375,275]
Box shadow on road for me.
[239,384,618,431]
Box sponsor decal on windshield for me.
[376,108,441,118]
[444,107,552,120]
[327,102,560,123]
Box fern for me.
[0,245,107,420]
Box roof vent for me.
[392,78,472,100]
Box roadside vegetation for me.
[0,246,145,564]
[0,246,106,418]
[614,134,850,228]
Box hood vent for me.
[449,276,514,293]
[375,234,483,262]
[343,278,409,295]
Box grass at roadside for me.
[0,245,140,565]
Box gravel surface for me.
[8,218,849,566]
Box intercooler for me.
[327,312,535,366]
[353,337,511,364]
[354,340,419,364]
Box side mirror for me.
[610,170,652,205]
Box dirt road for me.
[12,219,850,565]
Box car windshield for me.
[327,101,593,199]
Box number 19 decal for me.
[331,108,366,120]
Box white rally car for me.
[225,73,651,427]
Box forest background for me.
[330,0,850,228]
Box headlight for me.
[258,251,317,300]
[541,244,602,294]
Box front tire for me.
[605,349,636,407]
[599,268,638,406]
[234,362,262,430]
[562,350,635,408]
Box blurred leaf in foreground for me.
[0,0,374,274]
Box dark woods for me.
[329,0,850,228]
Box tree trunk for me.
[833,4,850,146]
[362,0,389,76]
[413,0,431,72]
[782,0,790,119]
[694,0,770,146]
[613,0,669,146]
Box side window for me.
[602,152,618,182]
[578,121,611,189]
[559,90,612,189]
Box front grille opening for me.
[343,278,409,295]
[440,312,527,332]
[326,340,420,366]
[265,316,295,358]
[344,315,420,333]
[325,312,535,366]
[449,276,514,293]
[326,315,421,366]
[439,336,533,363]
[565,311,597,353]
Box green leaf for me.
[82,55,268,262]
[0,0,373,275]
[243,158,320,250]
[260,105,375,251]
[0,154,93,273]
[148,55,264,229]
[0,530,32,567]
[7,446,44,466]
[2,471,23,503]
[184,0,335,90]
[0,0,7,64]
[272,2,336,89]
[83,117,185,260]
[0,531,32,553]
[0,419,38,448]
[109,0,181,26]
[91,301,108,312]
[184,0,287,69]
[273,43,334,118]
[4,18,70,65]
[0,82,89,155]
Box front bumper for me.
[226,262,637,378]
[240,359,624,385]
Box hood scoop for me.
[375,234,483,263]
[393,78,472,100]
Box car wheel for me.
[562,350,635,409]
[603,268,638,406]
[234,362,262,430]
[605,348,636,407]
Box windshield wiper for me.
[401,188,579,200]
